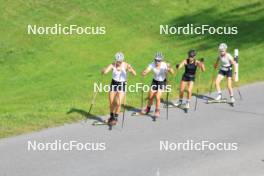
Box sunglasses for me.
[155,59,161,62]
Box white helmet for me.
[154,52,163,61]
[115,52,124,62]
[219,43,228,50]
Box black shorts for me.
[182,74,195,82]
[151,79,167,91]
[218,67,232,78]
[110,79,126,92]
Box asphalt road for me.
[0,82,264,176]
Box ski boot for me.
[173,99,183,107]
[141,106,151,115]
[107,116,118,126]
[153,109,160,121]
[230,96,235,107]
[215,93,222,101]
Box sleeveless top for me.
[184,59,197,76]
[148,62,168,81]
[112,62,127,82]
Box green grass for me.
[0,0,263,138]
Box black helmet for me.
[188,49,196,58]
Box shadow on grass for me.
[166,2,264,50]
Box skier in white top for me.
[214,43,237,103]
[102,52,136,126]
[141,52,174,118]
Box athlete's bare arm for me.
[126,63,137,76]
[229,56,237,79]
[167,63,174,74]
[177,59,187,70]
[141,67,151,76]
[214,57,219,69]
[197,60,206,72]
[101,64,113,74]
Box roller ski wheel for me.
[206,98,227,104]
[92,120,108,126]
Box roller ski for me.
[178,102,189,113]
[207,93,227,104]
[169,100,190,113]
[207,93,235,107]
[92,120,108,126]
[163,100,182,108]
[163,104,174,108]
[92,117,117,130]
[207,98,227,104]
[131,106,152,116]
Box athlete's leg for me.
[109,91,116,114]
[179,81,186,99]
[227,77,233,96]
[187,81,194,100]
[114,91,125,114]
[141,90,156,113]
[108,91,118,124]
[227,77,235,103]
[215,74,224,100]
[215,74,224,92]
[185,81,194,108]
[155,90,163,110]
[174,81,185,106]
[154,90,163,117]
[147,90,156,107]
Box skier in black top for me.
[174,50,205,109]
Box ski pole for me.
[119,72,127,128]
[195,71,200,111]
[195,58,204,111]
[173,64,180,92]
[86,75,103,122]
[175,64,180,97]
[141,77,144,109]
[236,85,243,100]
[209,67,217,95]
[166,64,175,120]
[166,84,169,120]
[165,72,170,120]
[122,88,126,128]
